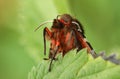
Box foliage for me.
[28,50,120,79]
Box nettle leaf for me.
[28,49,120,79]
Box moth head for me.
[57,14,73,25]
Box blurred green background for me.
[0,0,120,79]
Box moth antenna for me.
[34,20,53,32]
[72,21,82,32]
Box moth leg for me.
[43,27,52,55]
[48,47,58,72]
[76,45,82,53]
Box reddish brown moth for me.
[35,14,97,71]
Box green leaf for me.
[28,49,120,79]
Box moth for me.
[35,14,97,71]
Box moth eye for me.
[56,15,61,20]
